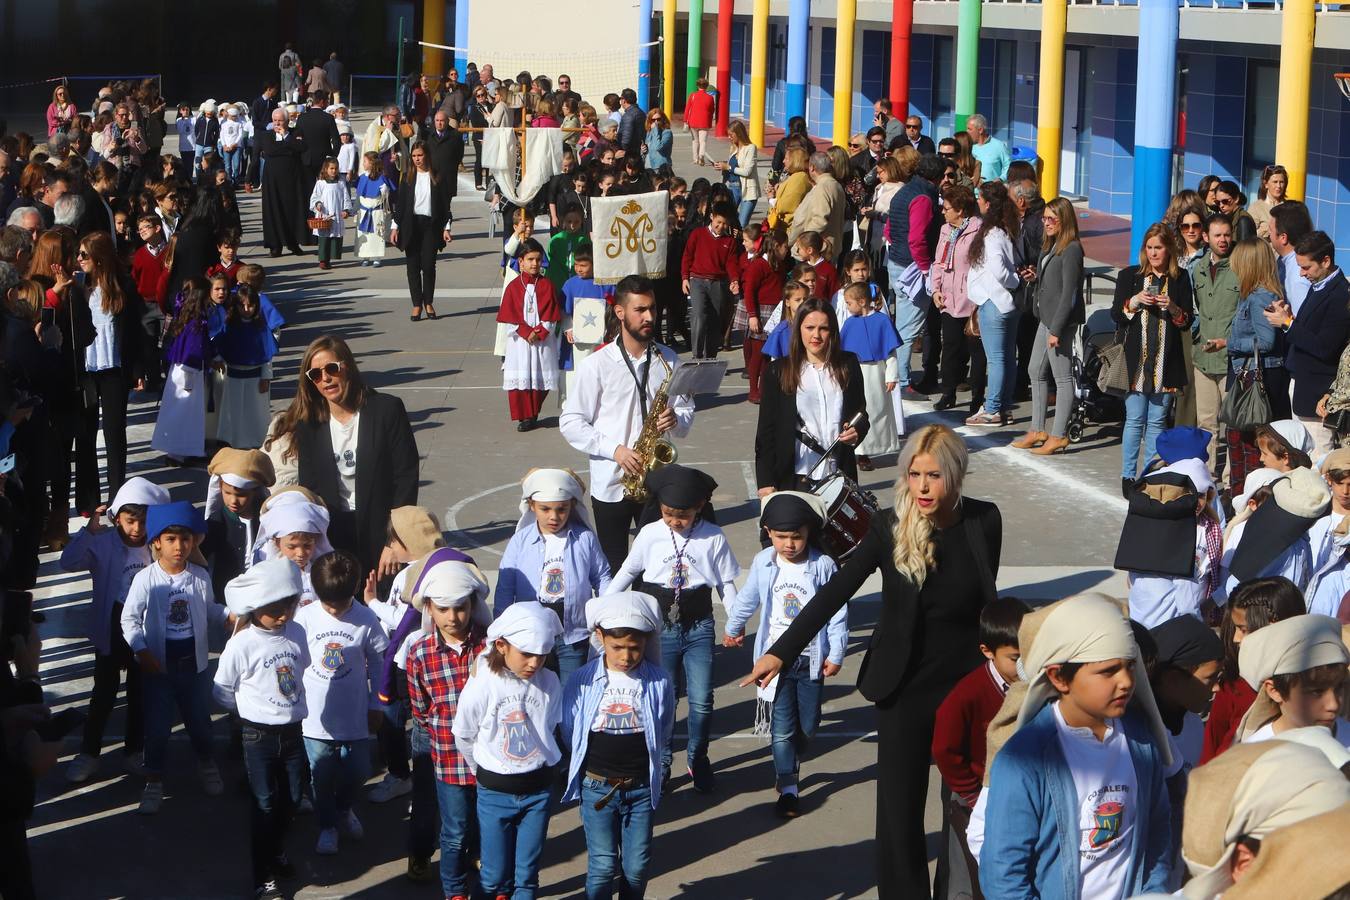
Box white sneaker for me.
[369,773,412,803]
[315,827,339,855]
[66,753,99,784]
[138,781,164,815]
[199,760,224,796]
[339,808,364,840]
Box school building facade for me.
[641,0,1350,258]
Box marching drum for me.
[812,475,881,561]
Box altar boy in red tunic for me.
[498,238,561,432]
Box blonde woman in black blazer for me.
[1012,196,1085,455]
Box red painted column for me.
[890,0,913,115]
[715,0,734,137]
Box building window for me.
[993,40,1016,143]
[934,36,954,130]
[1243,60,1278,198]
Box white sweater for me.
[452,659,562,776]
[213,622,311,725]
[967,227,1020,314]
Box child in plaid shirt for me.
[405,550,492,897]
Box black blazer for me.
[1286,269,1350,416]
[755,353,869,490]
[293,390,420,571]
[768,497,1002,703]
[392,172,451,250]
[294,108,340,171]
[424,129,465,199]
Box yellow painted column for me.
[421,0,445,76]
[1275,0,1315,199]
[1036,0,1067,200]
[664,0,677,118]
[750,0,769,147]
[832,0,857,147]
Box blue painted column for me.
[1130,0,1178,256]
[454,0,469,78]
[785,0,809,126]
[637,0,653,110]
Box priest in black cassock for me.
[259,107,307,257]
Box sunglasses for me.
[849,143,863,150]
[938,150,955,159]
[905,123,921,130]
[1180,221,1203,230]
[76,250,90,260]
[305,361,344,383]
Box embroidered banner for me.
[590,190,668,285]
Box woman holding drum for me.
[745,422,1002,900]
[754,298,868,496]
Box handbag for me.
[964,314,980,339]
[1218,344,1272,431]
[1326,409,1350,446]
[1096,338,1132,394]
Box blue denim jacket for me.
[561,657,674,809]
[496,520,611,644]
[726,545,847,680]
[979,705,1172,900]
[1227,286,1285,369]
[644,125,672,172]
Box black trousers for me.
[0,814,34,900]
[874,684,945,899]
[404,214,439,310]
[245,144,260,185]
[592,496,643,575]
[472,135,485,187]
[46,407,78,520]
[76,368,128,514]
[82,604,144,757]
[919,302,944,388]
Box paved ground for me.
[25,118,1132,899]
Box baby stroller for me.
[1065,306,1126,443]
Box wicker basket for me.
[307,216,333,232]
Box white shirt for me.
[294,601,389,741]
[1053,702,1137,900]
[1308,511,1345,573]
[608,518,741,606]
[337,142,358,174]
[1245,718,1350,749]
[768,557,814,646]
[591,666,644,734]
[413,170,433,216]
[219,118,244,147]
[967,227,1020,314]
[329,412,359,511]
[213,622,310,725]
[794,362,843,478]
[540,533,566,603]
[1281,249,1312,316]
[452,661,562,775]
[559,341,695,503]
[121,561,221,673]
[85,287,120,371]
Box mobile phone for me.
[34,707,86,743]
[0,453,15,474]
[40,306,54,328]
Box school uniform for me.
[1302,524,1350,617]
[496,519,612,684]
[740,257,785,404]
[214,313,277,449]
[809,257,838,301]
[294,601,388,831]
[121,560,226,776]
[354,173,394,260]
[681,226,743,359]
[1307,510,1346,575]
[607,517,739,776]
[150,305,213,461]
[498,270,561,423]
[561,274,609,397]
[726,546,845,790]
[1126,521,1224,629]
[841,310,905,455]
[309,177,352,263]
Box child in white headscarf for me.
[452,602,564,900]
[1236,613,1350,747]
[252,488,334,608]
[496,467,611,686]
[979,594,1173,900]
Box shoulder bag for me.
[1218,341,1272,431]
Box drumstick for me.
[805,411,866,483]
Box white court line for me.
[739,460,758,501]
[950,420,1127,512]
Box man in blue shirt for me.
[966,114,1009,184]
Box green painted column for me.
[686,0,705,98]
[954,0,981,131]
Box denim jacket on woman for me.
[1227,285,1285,369]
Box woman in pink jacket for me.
[46,84,76,138]
[927,181,986,413]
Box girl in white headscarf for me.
[495,468,611,686]
[979,594,1174,900]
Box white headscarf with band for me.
[586,591,663,664]
[1236,614,1349,741]
[416,558,493,634]
[486,601,563,656]
[252,491,335,563]
[107,477,171,522]
[514,467,593,533]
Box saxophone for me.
[621,355,678,504]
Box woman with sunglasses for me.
[467,85,492,191]
[266,335,419,578]
[1214,180,1257,242]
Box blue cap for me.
[146,500,206,543]
[1155,426,1211,465]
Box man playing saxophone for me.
[561,275,696,571]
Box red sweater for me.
[130,245,168,311]
[1199,678,1257,764]
[683,89,715,130]
[681,227,742,283]
[931,661,1006,806]
[205,260,241,286]
[811,258,838,301]
[740,256,784,318]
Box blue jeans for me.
[241,722,306,888]
[1121,391,1174,480]
[737,199,756,228]
[659,615,714,772]
[888,260,929,388]
[435,780,478,896]
[477,784,553,900]
[553,636,589,689]
[221,145,243,182]
[409,720,438,860]
[303,736,370,830]
[379,667,410,779]
[580,777,654,900]
[978,302,1020,413]
[142,638,213,775]
[771,656,823,789]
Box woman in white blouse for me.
[755,298,869,494]
[389,142,452,322]
[964,181,1023,427]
